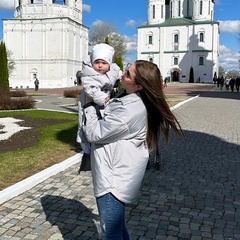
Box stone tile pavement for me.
[1,83,240,239]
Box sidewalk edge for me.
[0,152,83,205]
[170,95,199,110]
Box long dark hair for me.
[134,60,183,151]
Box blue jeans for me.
[96,193,130,240]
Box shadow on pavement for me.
[200,91,240,100]
[41,195,99,239]
[127,129,240,238]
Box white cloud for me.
[219,45,240,70]
[124,34,137,54]
[0,0,14,10]
[122,34,138,64]
[83,4,90,12]
[92,20,104,27]
[219,20,240,33]
[125,19,136,28]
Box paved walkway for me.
[1,83,240,239]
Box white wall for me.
[138,21,219,83]
[4,0,87,89]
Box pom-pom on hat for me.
[91,43,114,65]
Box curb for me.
[0,152,83,205]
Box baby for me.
[77,43,122,160]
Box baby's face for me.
[93,59,110,74]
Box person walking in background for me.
[229,78,236,92]
[34,77,39,91]
[77,43,121,171]
[164,77,168,87]
[236,77,240,92]
[217,77,220,87]
[225,78,230,91]
[219,76,224,90]
[81,60,183,239]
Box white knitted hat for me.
[91,43,114,65]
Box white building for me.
[137,0,219,83]
[3,0,88,89]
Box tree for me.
[218,66,225,78]
[89,21,116,45]
[7,49,16,77]
[108,32,127,60]
[114,56,124,71]
[89,21,126,70]
[0,42,9,91]
[225,70,239,79]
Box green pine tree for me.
[0,42,10,91]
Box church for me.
[3,0,88,89]
[137,0,219,83]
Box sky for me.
[0,0,239,72]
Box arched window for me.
[173,53,179,65]
[148,35,153,44]
[199,56,204,65]
[178,0,181,17]
[174,57,178,65]
[187,0,190,17]
[200,0,203,15]
[199,32,204,42]
[153,5,156,19]
[198,29,205,42]
[147,32,153,45]
[174,34,179,43]
[173,31,180,50]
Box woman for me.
[82,60,183,239]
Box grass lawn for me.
[0,110,79,190]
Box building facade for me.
[3,0,88,89]
[137,0,219,83]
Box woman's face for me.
[120,63,142,94]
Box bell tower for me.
[4,0,88,89]
[148,0,166,24]
[14,0,82,24]
[147,0,215,23]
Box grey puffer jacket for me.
[82,91,149,203]
[76,56,121,144]
[81,55,122,106]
